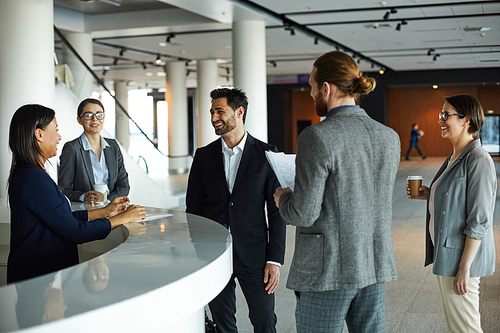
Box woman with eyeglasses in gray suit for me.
[407,94,496,333]
[59,98,130,204]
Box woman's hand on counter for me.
[108,205,146,230]
[105,196,131,218]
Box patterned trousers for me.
[295,282,385,333]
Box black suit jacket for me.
[58,135,130,202]
[186,134,286,269]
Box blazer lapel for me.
[103,144,116,188]
[213,138,230,196]
[232,134,254,193]
[78,139,95,188]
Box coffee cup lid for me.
[407,176,423,180]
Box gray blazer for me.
[279,106,400,291]
[425,139,496,277]
[58,136,130,202]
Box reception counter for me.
[0,207,232,332]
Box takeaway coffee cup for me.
[407,176,423,196]
[94,183,108,203]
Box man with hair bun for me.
[274,51,400,332]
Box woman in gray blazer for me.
[407,94,496,333]
[59,98,130,203]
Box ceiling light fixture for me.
[290,28,295,36]
[141,62,147,70]
[379,69,385,74]
[155,54,162,64]
[383,9,397,21]
[119,48,125,56]
[432,84,438,89]
[433,54,441,61]
[270,61,277,68]
[427,48,435,56]
[113,57,118,65]
[226,68,230,75]
[314,37,319,45]
[396,20,407,31]
[166,33,175,43]
[102,69,108,76]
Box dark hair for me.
[77,98,105,117]
[313,51,376,98]
[412,123,417,128]
[210,88,248,123]
[445,95,484,138]
[8,104,55,183]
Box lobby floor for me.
[173,157,500,333]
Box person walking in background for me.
[405,123,426,160]
[274,51,400,333]
[59,98,130,203]
[7,104,145,284]
[186,88,286,333]
[407,94,495,333]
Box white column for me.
[232,19,268,142]
[196,59,218,147]
[166,61,189,169]
[62,32,94,100]
[114,81,130,150]
[0,0,55,204]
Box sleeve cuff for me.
[266,261,282,267]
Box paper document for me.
[265,151,296,190]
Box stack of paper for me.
[265,151,296,190]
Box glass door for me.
[480,115,500,155]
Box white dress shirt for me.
[222,132,247,194]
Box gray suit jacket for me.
[425,139,496,277]
[279,106,400,291]
[58,136,130,202]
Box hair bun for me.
[353,76,376,95]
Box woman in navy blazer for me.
[58,98,130,203]
[407,95,496,333]
[7,104,145,284]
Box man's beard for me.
[214,113,237,135]
[315,95,328,117]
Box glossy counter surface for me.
[0,208,232,332]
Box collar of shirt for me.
[325,104,360,118]
[80,133,110,151]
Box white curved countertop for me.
[0,207,232,333]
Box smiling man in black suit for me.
[186,88,286,333]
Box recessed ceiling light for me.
[432,84,438,89]
[145,72,153,76]
[157,72,166,77]
[487,110,494,114]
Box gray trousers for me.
[295,282,385,333]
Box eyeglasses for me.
[439,111,465,121]
[80,112,105,121]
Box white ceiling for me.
[53,0,500,90]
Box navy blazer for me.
[186,134,286,269]
[7,165,111,284]
[58,135,130,202]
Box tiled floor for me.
[172,157,500,333]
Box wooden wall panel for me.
[479,88,500,114]
[388,86,482,157]
[289,91,320,153]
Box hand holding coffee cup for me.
[93,183,108,203]
[84,191,99,204]
[407,176,429,200]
